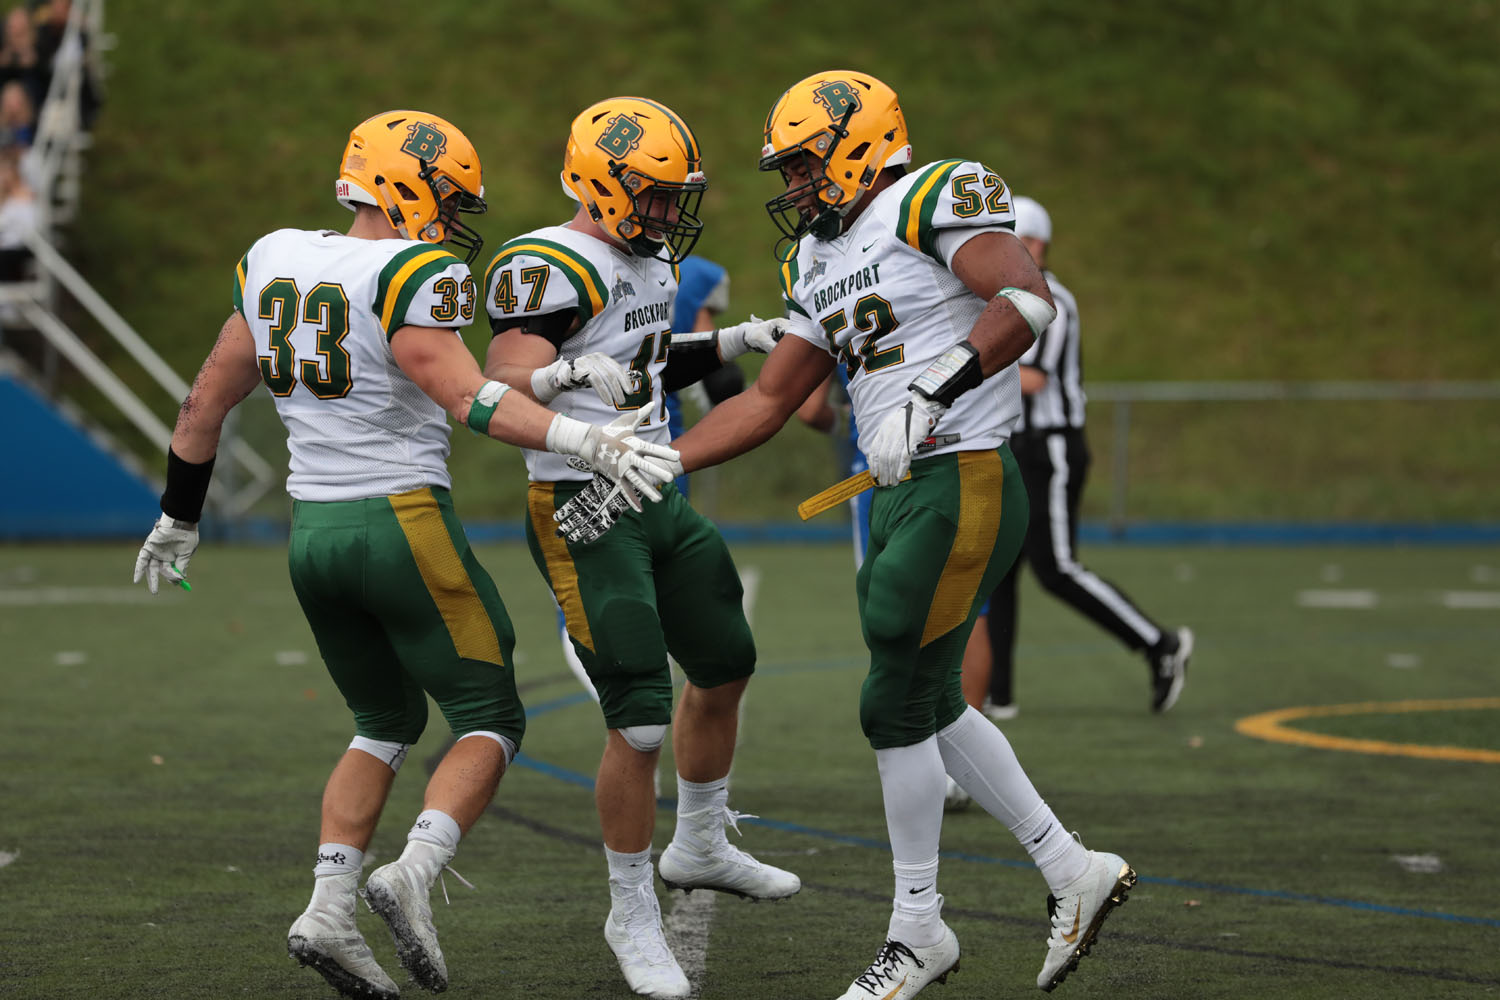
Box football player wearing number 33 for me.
[130,110,678,1000]
[668,71,1138,997]
[481,97,798,1000]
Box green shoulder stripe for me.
[231,251,249,314]
[896,159,965,262]
[374,244,465,337]
[483,238,609,322]
[778,247,808,317]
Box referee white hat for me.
[1013,195,1051,242]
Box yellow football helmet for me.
[561,97,707,264]
[336,110,488,263]
[760,70,912,243]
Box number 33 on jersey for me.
[232,228,479,501]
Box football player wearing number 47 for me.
[481,97,798,1000]
[666,71,1137,997]
[131,110,678,1000]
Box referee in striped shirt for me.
[986,196,1193,715]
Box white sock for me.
[936,708,1088,891]
[874,738,947,948]
[1012,804,1089,892]
[605,845,654,896]
[408,809,461,853]
[313,843,362,878]
[888,856,944,947]
[674,775,728,849]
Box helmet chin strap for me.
[373,176,415,240]
[810,186,867,240]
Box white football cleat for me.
[943,776,972,813]
[659,807,800,900]
[604,882,691,999]
[835,923,960,999]
[287,872,400,999]
[364,840,453,993]
[1036,849,1136,991]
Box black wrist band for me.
[161,447,215,523]
[909,341,983,407]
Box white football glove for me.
[714,315,789,361]
[132,513,199,594]
[554,474,636,544]
[546,409,680,511]
[865,393,948,486]
[531,352,636,406]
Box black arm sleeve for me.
[700,362,745,404]
[662,346,732,392]
[491,309,577,349]
[160,447,215,523]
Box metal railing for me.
[1087,380,1500,531]
[8,236,277,514]
[1,0,277,516]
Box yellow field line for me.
[1235,697,1500,763]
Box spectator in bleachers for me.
[0,146,35,281]
[0,5,45,110]
[0,79,33,148]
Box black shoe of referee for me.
[1148,627,1193,713]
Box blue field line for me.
[515,685,1500,929]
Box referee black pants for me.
[988,429,1164,705]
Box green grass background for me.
[24,0,1497,522]
[1,541,1497,998]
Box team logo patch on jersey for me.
[402,122,448,162]
[802,258,827,286]
[813,80,862,122]
[612,274,636,300]
[596,113,645,159]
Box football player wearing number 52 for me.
[666,71,1137,997]
[131,110,678,1000]
[481,97,798,1000]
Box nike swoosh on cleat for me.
[1061,902,1082,944]
[879,974,909,1000]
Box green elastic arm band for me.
[466,380,510,434]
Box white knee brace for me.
[457,729,518,766]
[619,724,667,753]
[349,736,411,773]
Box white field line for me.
[656,562,761,992]
[0,849,17,868]
[1438,591,1500,609]
[740,566,761,627]
[0,586,170,605]
[663,889,717,997]
[1296,589,1378,609]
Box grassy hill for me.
[60,0,1500,521]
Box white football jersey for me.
[232,229,478,502]
[482,225,675,482]
[779,159,1025,459]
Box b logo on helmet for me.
[596,113,645,159]
[402,122,449,162]
[813,80,862,122]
